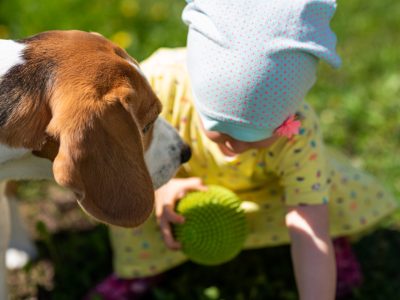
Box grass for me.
[8,196,400,300]
[1,0,400,299]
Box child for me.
[88,0,397,299]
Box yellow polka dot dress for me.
[110,49,397,279]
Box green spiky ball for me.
[174,185,247,266]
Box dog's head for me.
[0,30,189,227]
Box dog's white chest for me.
[0,40,26,78]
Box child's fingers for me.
[159,218,182,250]
[164,205,185,224]
[155,204,185,224]
[155,177,207,250]
[156,205,184,249]
[180,177,208,193]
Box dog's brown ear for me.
[49,89,154,228]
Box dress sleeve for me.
[140,48,188,126]
[270,104,330,206]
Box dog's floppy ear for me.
[49,87,154,228]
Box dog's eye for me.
[142,121,155,134]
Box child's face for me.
[200,120,279,156]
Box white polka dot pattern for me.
[183,0,341,142]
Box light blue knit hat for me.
[182,0,341,142]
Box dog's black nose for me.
[180,144,192,164]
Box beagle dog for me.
[0,30,191,297]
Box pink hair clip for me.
[274,114,301,138]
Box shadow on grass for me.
[8,226,400,300]
[7,183,400,299]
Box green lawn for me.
[1,0,400,299]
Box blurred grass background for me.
[0,0,399,299]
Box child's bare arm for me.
[286,204,336,300]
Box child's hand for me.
[155,177,207,250]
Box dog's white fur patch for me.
[0,40,25,78]
[145,117,184,189]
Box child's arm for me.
[286,204,336,300]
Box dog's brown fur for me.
[0,30,162,227]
